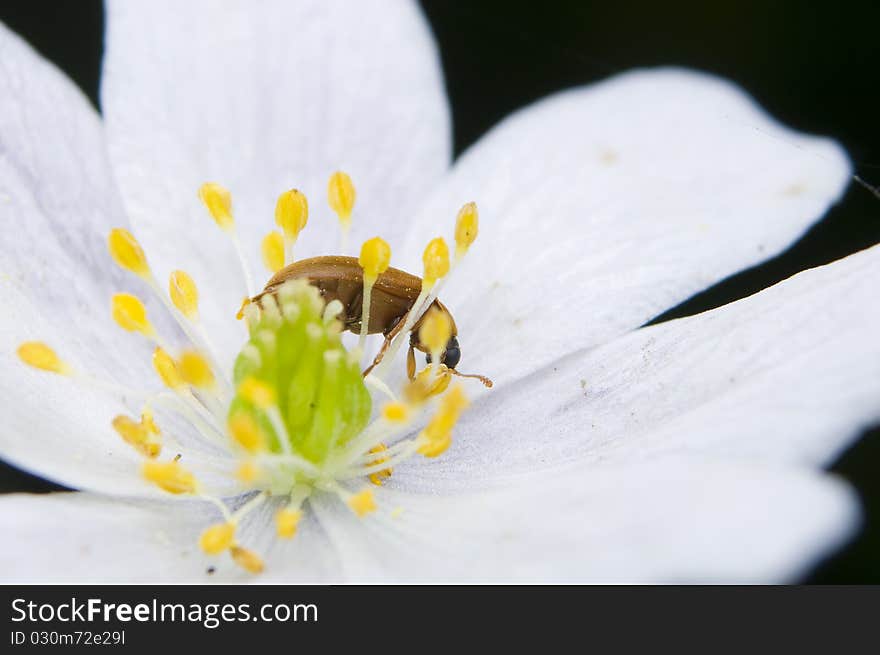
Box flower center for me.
[231,280,373,488]
[17,171,485,575]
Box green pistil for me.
[230,281,371,467]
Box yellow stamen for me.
[417,431,452,458]
[199,522,236,555]
[198,182,255,295]
[358,236,391,280]
[327,170,356,227]
[227,413,266,454]
[168,270,199,320]
[16,342,69,375]
[347,488,377,517]
[111,293,154,336]
[417,385,468,458]
[405,365,451,403]
[422,237,450,289]
[238,377,276,409]
[438,384,469,419]
[275,189,309,255]
[107,228,149,277]
[230,545,264,574]
[381,401,410,423]
[152,347,184,390]
[357,236,391,348]
[198,182,234,231]
[419,307,452,356]
[141,410,160,435]
[236,297,251,321]
[178,351,215,389]
[236,460,259,483]
[139,443,161,458]
[275,508,303,539]
[261,231,285,273]
[111,415,161,458]
[454,202,479,261]
[142,460,196,494]
[367,444,393,486]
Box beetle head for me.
[424,335,460,369]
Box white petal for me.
[332,459,855,583]
[0,23,188,493]
[0,493,206,582]
[0,286,239,498]
[397,244,880,490]
[0,491,336,583]
[0,467,853,583]
[398,68,850,388]
[101,0,451,364]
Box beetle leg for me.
[344,285,361,326]
[406,343,416,380]
[362,313,408,377]
[362,333,393,377]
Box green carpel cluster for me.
[230,280,371,464]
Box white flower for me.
[0,0,872,583]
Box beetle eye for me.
[425,337,461,368]
[444,336,461,369]
[444,346,461,369]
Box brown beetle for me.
[252,255,492,386]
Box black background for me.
[0,0,878,583]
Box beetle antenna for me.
[449,369,493,388]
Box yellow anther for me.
[227,413,266,454]
[112,415,148,442]
[275,508,303,539]
[142,460,196,494]
[369,470,392,486]
[198,182,234,231]
[358,237,391,281]
[405,365,451,403]
[236,460,259,483]
[356,236,391,347]
[439,384,469,418]
[381,401,410,423]
[367,444,393,486]
[347,488,377,517]
[454,201,479,259]
[236,297,251,321]
[169,270,199,320]
[141,442,161,458]
[199,522,236,555]
[16,342,69,375]
[417,385,468,458]
[418,307,452,355]
[142,413,159,436]
[107,228,149,276]
[112,415,161,458]
[152,347,184,390]
[178,351,215,389]
[261,231,285,273]
[422,237,450,289]
[238,377,276,409]
[230,545,264,574]
[417,431,452,458]
[111,293,154,336]
[275,189,309,240]
[327,171,356,226]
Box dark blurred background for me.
[1,0,878,582]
